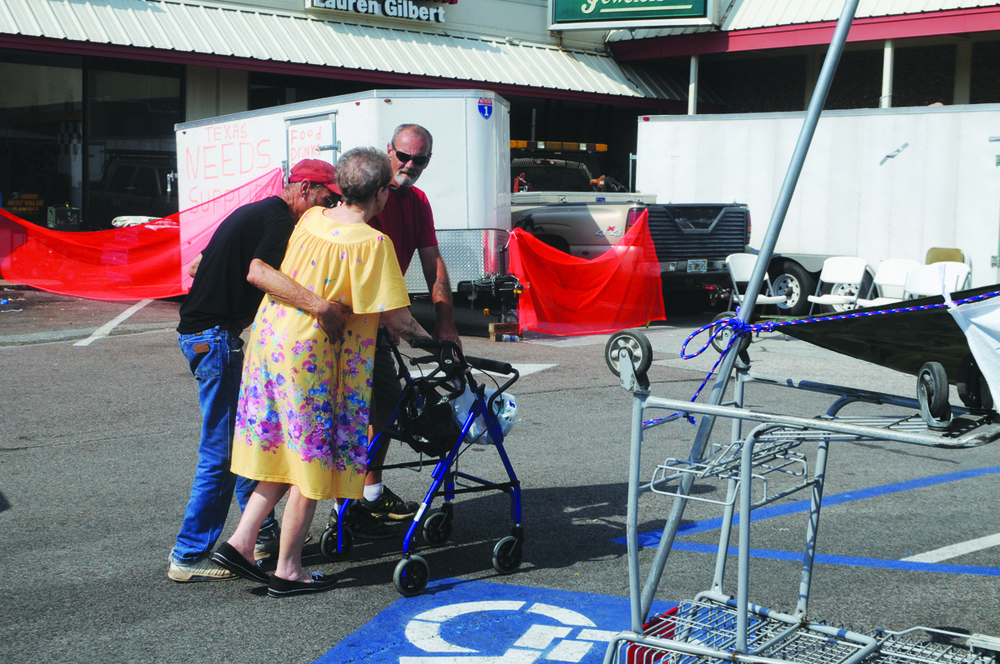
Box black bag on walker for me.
[393,377,461,458]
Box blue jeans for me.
[173,327,266,564]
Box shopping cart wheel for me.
[492,536,523,574]
[394,555,429,597]
[917,361,952,429]
[422,510,452,547]
[709,311,751,355]
[319,525,353,562]
[605,330,653,378]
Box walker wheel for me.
[917,361,952,428]
[422,510,452,547]
[605,331,653,378]
[319,525,353,562]
[394,555,430,597]
[492,536,523,575]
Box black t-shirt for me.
[177,196,295,335]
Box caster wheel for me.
[957,354,994,412]
[394,555,429,597]
[319,525,353,562]
[917,361,951,428]
[709,311,751,355]
[605,331,653,378]
[492,535,523,574]
[422,510,452,547]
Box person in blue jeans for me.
[169,160,349,582]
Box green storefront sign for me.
[552,0,708,26]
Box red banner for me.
[0,169,283,301]
[509,210,665,335]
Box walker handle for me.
[466,356,514,376]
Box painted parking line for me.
[670,542,1000,577]
[508,364,557,378]
[902,533,1000,563]
[314,577,674,664]
[616,466,1000,575]
[73,299,152,347]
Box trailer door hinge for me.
[992,255,999,268]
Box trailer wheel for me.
[770,261,815,317]
[917,361,952,428]
[957,354,994,412]
[536,234,570,254]
[828,271,874,313]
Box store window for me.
[0,51,83,228]
[86,59,183,229]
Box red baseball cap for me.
[289,159,341,194]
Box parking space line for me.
[618,466,1000,575]
[902,533,1000,563]
[73,299,152,347]
[672,541,1000,577]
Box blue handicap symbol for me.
[314,577,675,663]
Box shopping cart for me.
[601,327,1000,664]
[318,337,523,597]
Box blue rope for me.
[646,289,1000,431]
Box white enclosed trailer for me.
[635,104,1000,315]
[175,89,511,293]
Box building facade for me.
[2,0,998,229]
[0,0,691,229]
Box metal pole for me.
[881,40,894,109]
[688,54,699,116]
[637,0,862,620]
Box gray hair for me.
[391,124,433,152]
[335,147,392,205]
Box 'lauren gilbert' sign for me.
[307,0,456,24]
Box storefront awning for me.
[0,0,708,107]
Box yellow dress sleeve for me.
[342,234,411,314]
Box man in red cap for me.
[169,159,344,582]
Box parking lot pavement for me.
[2,291,999,664]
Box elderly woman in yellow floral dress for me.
[212,147,429,597]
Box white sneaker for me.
[168,555,237,582]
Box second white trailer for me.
[635,104,1000,315]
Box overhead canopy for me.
[0,0,709,107]
[609,0,1000,57]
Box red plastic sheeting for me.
[508,211,665,335]
[0,169,283,301]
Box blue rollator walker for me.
[319,337,523,597]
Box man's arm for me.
[247,258,349,340]
[380,307,432,344]
[187,254,202,278]
[417,245,460,345]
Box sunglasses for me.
[393,148,430,167]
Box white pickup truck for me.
[510,157,751,296]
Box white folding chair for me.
[856,258,919,308]
[806,256,870,314]
[904,262,972,299]
[725,253,787,310]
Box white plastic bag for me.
[947,296,1000,401]
[450,383,517,445]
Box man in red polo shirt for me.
[330,123,462,539]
